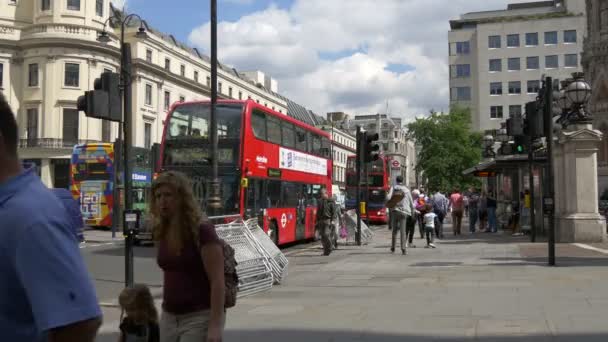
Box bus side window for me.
[295,127,307,152]
[267,180,282,208]
[251,110,267,140]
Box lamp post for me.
[98,11,147,287]
[564,72,593,125]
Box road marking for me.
[79,242,118,249]
[572,243,608,255]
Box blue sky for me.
[115,0,534,118]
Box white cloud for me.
[188,0,532,120]
[110,0,127,10]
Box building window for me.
[508,81,521,94]
[490,106,503,119]
[96,0,103,16]
[218,82,222,94]
[206,76,211,87]
[144,122,152,149]
[229,87,233,98]
[451,87,471,101]
[527,80,540,93]
[194,71,199,82]
[102,120,111,142]
[450,64,470,78]
[544,31,558,44]
[489,59,501,72]
[28,63,39,87]
[563,30,577,43]
[179,95,185,102]
[564,53,578,67]
[526,56,539,69]
[180,64,185,77]
[145,84,152,106]
[490,82,502,95]
[164,58,170,71]
[27,108,38,140]
[146,49,152,63]
[509,105,522,117]
[41,0,50,11]
[525,32,538,46]
[238,91,242,100]
[67,0,80,10]
[64,63,79,87]
[507,58,520,71]
[507,34,520,47]
[488,35,501,48]
[456,41,470,54]
[63,109,79,143]
[545,55,558,68]
[164,91,171,111]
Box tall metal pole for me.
[355,126,362,246]
[543,77,555,266]
[528,140,536,242]
[121,19,134,286]
[207,0,221,215]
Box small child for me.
[423,204,437,248]
[118,284,160,342]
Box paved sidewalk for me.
[83,228,124,244]
[95,223,608,341]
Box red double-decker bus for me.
[345,155,390,223]
[159,99,332,245]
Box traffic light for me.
[514,135,530,154]
[525,101,544,138]
[363,132,380,163]
[77,72,122,122]
[506,116,524,136]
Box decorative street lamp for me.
[565,72,593,124]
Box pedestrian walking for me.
[468,188,480,233]
[316,188,336,255]
[0,93,102,341]
[331,194,343,249]
[430,189,449,239]
[415,191,428,239]
[422,204,437,248]
[449,188,464,235]
[478,191,488,232]
[151,171,226,342]
[118,284,160,342]
[386,176,416,254]
[487,188,498,233]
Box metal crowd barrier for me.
[343,210,374,245]
[244,218,289,284]
[214,219,274,298]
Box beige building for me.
[0,1,287,188]
[449,0,587,132]
[583,0,608,193]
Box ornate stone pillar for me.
[556,123,606,242]
[553,137,565,235]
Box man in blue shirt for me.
[0,93,102,341]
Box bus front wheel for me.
[269,221,279,246]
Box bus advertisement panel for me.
[70,143,114,228]
[160,99,333,245]
[345,155,390,223]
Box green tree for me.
[407,106,482,192]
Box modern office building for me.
[449,0,587,132]
[0,1,287,188]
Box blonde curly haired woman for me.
[150,171,225,342]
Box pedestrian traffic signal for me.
[513,135,530,154]
[363,132,380,163]
[77,72,122,122]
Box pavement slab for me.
[92,222,608,341]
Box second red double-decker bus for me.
[345,155,390,223]
[159,99,332,245]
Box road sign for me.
[392,160,400,168]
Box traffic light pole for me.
[528,139,536,243]
[121,38,134,287]
[207,0,222,215]
[355,126,362,246]
[543,77,556,266]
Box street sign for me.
[391,160,400,168]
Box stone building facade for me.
[583,0,608,193]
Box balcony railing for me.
[19,138,101,149]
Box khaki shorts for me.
[160,309,225,342]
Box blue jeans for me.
[487,207,497,232]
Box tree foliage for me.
[406,106,482,192]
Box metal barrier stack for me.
[244,218,289,284]
[214,219,274,298]
[343,210,374,245]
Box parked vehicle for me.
[51,188,85,243]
